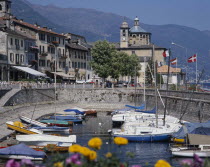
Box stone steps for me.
[0,89,20,107]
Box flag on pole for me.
[188,54,197,63]
[170,58,177,65]
[163,50,169,57]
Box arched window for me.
[0,5,2,11]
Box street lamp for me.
[171,42,188,90]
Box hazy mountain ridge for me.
[10,0,210,77]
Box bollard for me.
[74,83,76,88]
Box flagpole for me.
[196,53,198,91]
[176,58,177,91]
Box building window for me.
[63,39,65,45]
[15,54,19,64]
[47,60,50,67]
[72,62,74,68]
[10,38,13,45]
[52,36,56,42]
[39,33,45,41]
[20,54,24,63]
[75,62,77,68]
[10,53,14,62]
[15,39,19,46]
[42,46,45,53]
[48,46,50,53]
[78,62,80,68]
[59,61,61,68]
[132,50,135,55]
[69,62,71,68]
[81,62,83,69]
[75,51,77,59]
[84,63,86,69]
[39,60,45,67]
[39,45,42,53]
[133,41,136,45]
[47,35,51,43]
[0,5,2,11]
[78,52,80,59]
[20,40,23,47]
[59,38,61,44]
[63,62,65,68]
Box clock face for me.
[122,37,126,41]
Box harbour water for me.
[69,112,182,167]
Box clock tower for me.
[0,0,11,18]
[120,21,129,48]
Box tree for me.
[90,40,117,81]
[145,58,154,86]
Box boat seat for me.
[14,121,24,128]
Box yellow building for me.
[117,17,166,83]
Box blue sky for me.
[28,0,210,30]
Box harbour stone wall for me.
[2,88,210,122]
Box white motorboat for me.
[16,134,76,147]
[171,134,210,157]
[19,116,47,127]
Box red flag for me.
[188,54,197,63]
[170,58,177,65]
[163,50,169,57]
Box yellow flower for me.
[80,147,91,157]
[88,137,102,149]
[53,162,64,167]
[105,152,112,158]
[68,144,82,153]
[114,137,128,145]
[155,160,171,167]
[88,150,97,161]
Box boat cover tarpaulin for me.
[12,66,46,77]
[64,109,85,115]
[0,143,46,158]
[135,107,156,114]
[125,104,145,110]
[173,121,210,139]
[188,134,210,145]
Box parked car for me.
[86,79,95,84]
[76,80,86,84]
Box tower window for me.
[0,5,2,11]
[133,41,136,45]
[132,51,135,55]
[123,30,125,33]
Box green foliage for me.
[90,40,117,80]
[145,59,154,86]
[91,41,141,81]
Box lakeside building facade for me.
[0,0,92,82]
[116,17,166,84]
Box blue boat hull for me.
[114,134,170,142]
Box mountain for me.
[10,0,210,78]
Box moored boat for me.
[0,143,46,160]
[39,119,72,127]
[6,121,43,134]
[16,134,76,147]
[19,116,47,127]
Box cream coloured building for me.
[117,17,166,83]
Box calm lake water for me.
[70,112,182,167]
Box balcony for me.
[60,54,67,59]
[29,46,39,53]
[40,52,48,57]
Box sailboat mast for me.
[144,57,146,108]
[163,49,171,126]
[153,45,158,128]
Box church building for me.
[117,17,166,83]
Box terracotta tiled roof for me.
[12,19,65,37]
[66,43,88,51]
[157,65,181,73]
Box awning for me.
[12,66,46,77]
[52,72,74,79]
